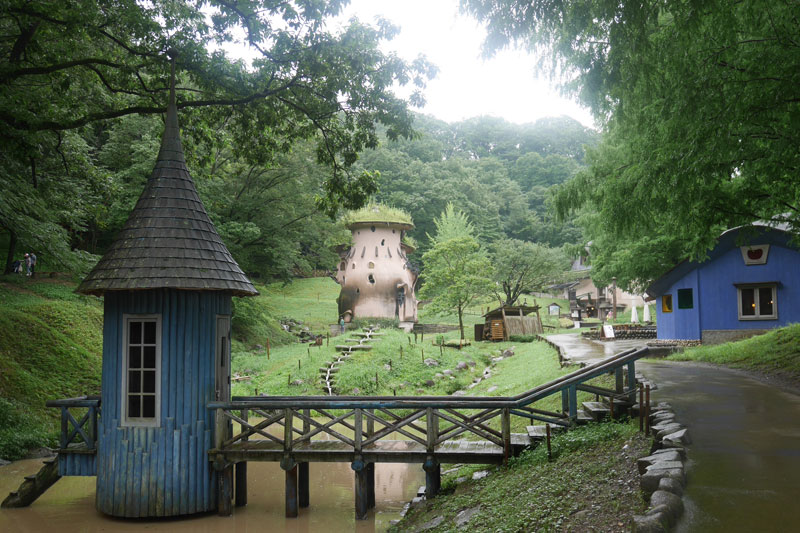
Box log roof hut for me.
[67,57,257,518]
[480,304,543,341]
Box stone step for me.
[526,425,564,440]
[335,344,372,351]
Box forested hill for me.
[356,114,597,254]
[1,110,595,284]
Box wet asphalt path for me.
[639,361,800,532]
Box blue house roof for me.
[646,223,795,299]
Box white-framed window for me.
[122,314,161,426]
[736,284,777,320]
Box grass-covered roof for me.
[343,203,414,228]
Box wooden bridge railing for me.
[45,396,101,451]
[209,347,649,462]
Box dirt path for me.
[639,361,800,532]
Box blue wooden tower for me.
[74,59,258,517]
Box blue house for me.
[68,61,258,517]
[646,223,800,344]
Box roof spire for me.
[158,49,183,163]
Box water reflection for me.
[0,456,424,532]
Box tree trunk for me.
[4,229,17,274]
[458,306,465,340]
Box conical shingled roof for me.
[77,61,257,297]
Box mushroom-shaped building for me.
[336,205,418,323]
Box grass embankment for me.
[667,323,800,382]
[0,275,103,460]
[392,421,649,533]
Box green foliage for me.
[490,238,570,305]
[508,335,536,343]
[420,207,494,339]
[465,0,800,286]
[1,0,435,272]
[668,324,800,379]
[0,397,57,461]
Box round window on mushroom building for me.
[368,274,375,284]
[368,262,375,269]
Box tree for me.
[419,205,493,340]
[463,0,800,281]
[1,0,435,270]
[490,239,568,306]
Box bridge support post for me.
[299,462,309,508]
[561,389,569,414]
[423,457,440,498]
[218,464,233,516]
[366,463,375,508]
[352,457,370,520]
[281,457,298,518]
[235,462,247,507]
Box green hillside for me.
[0,276,103,459]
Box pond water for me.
[0,456,424,532]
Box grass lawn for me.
[667,323,800,381]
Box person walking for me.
[24,253,31,276]
[29,252,37,278]
[339,316,346,334]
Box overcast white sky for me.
[333,0,595,128]
[218,0,595,128]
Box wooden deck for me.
[210,434,531,465]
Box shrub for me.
[509,335,537,343]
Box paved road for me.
[639,361,800,532]
[546,333,648,365]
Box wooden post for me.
[300,409,310,508]
[611,277,617,320]
[353,458,368,520]
[639,384,644,432]
[218,464,233,516]
[327,333,329,346]
[615,367,624,394]
[501,407,511,465]
[366,462,375,509]
[235,408,248,507]
[645,385,651,435]
[561,389,569,415]
[546,424,552,461]
[568,385,578,421]
[627,362,637,403]
[284,462,298,518]
[400,345,403,358]
[266,338,270,359]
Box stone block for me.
[632,512,668,533]
[650,490,684,524]
[658,476,684,497]
[662,428,692,446]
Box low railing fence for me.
[210,347,649,459]
[45,396,101,451]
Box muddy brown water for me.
[0,421,426,533]
[640,361,800,532]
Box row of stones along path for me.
[320,327,384,395]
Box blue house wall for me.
[96,289,230,517]
[652,228,800,342]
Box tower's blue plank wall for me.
[96,289,230,517]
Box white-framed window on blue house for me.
[736,284,777,321]
[122,314,161,426]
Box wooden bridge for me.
[6,346,651,520]
[208,346,650,519]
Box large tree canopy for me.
[464,0,800,287]
[1,0,434,271]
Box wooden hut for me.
[72,60,258,517]
[481,305,543,341]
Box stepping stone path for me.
[320,327,383,395]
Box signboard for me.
[603,325,615,338]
